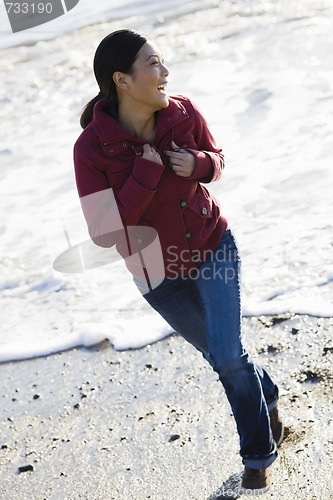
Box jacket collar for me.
[92,96,189,146]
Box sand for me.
[1,314,332,499]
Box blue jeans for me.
[134,229,279,469]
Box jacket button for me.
[201,207,208,215]
[122,143,127,147]
[167,117,171,121]
[109,148,113,153]
[180,200,188,208]
[185,232,191,238]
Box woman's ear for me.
[113,72,129,90]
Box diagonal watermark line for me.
[59,0,68,13]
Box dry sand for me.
[1,315,332,499]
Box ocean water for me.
[0,0,332,362]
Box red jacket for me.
[73,95,228,280]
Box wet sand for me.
[1,315,332,499]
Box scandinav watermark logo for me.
[3,0,79,33]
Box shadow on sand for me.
[207,472,243,499]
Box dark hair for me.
[80,29,147,129]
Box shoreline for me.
[1,314,332,499]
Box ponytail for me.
[80,92,103,129]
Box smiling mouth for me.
[157,83,167,94]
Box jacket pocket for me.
[186,191,214,218]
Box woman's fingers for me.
[164,144,195,177]
[166,141,185,158]
[172,166,189,177]
[141,143,194,174]
[142,144,163,164]
[142,143,156,156]
[165,150,184,163]
[171,141,182,152]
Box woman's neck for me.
[118,100,157,143]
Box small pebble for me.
[18,465,34,474]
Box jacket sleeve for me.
[74,141,165,246]
[185,99,225,183]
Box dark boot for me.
[241,466,271,494]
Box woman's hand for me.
[164,141,195,177]
[142,144,163,165]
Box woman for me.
[74,29,283,494]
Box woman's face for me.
[125,41,169,111]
